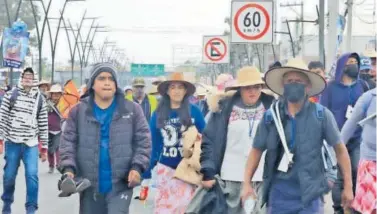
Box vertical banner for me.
[2,20,30,68]
[328,15,346,80]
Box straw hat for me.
[152,76,166,86]
[47,84,63,93]
[157,72,196,96]
[38,79,51,86]
[363,49,377,59]
[264,58,326,97]
[148,85,159,95]
[225,66,264,91]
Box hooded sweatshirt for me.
[0,70,48,148]
[320,53,364,148]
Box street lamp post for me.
[50,0,85,82]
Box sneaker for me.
[59,176,76,193]
[58,178,91,197]
[48,167,54,174]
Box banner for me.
[328,15,346,80]
[2,21,30,68]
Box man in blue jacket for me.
[320,52,365,214]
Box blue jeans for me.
[1,141,39,211]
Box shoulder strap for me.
[314,103,325,121]
[9,88,19,110]
[36,93,44,118]
[264,109,273,124]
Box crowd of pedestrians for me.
[0,49,375,214]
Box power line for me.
[355,13,376,24]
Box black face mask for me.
[359,73,371,81]
[343,64,359,79]
[283,83,306,103]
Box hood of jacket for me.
[334,52,361,83]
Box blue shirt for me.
[93,99,116,194]
[143,104,206,179]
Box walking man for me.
[0,67,48,214]
[126,78,157,121]
[241,59,354,213]
[59,63,151,214]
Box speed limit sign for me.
[231,1,273,43]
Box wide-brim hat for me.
[47,84,63,93]
[363,49,377,59]
[226,66,264,91]
[148,85,159,95]
[265,58,326,97]
[38,79,51,86]
[152,76,166,86]
[157,72,196,96]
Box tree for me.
[0,0,41,33]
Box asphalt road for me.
[0,160,335,214]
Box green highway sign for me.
[131,64,165,77]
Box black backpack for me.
[9,88,43,118]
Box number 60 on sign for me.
[231,1,273,43]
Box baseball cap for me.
[360,56,372,71]
[132,78,145,87]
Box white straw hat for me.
[264,58,326,97]
[47,84,63,93]
[225,66,264,91]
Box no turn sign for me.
[202,35,230,64]
[231,1,273,43]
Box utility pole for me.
[319,0,325,65]
[346,0,353,52]
[326,0,339,74]
[280,1,305,57]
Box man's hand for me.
[40,152,47,162]
[240,183,256,206]
[127,170,141,188]
[341,186,354,209]
[202,179,216,189]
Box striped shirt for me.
[0,85,48,148]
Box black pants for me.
[332,144,360,214]
[79,186,133,214]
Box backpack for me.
[264,102,325,124]
[9,88,43,118]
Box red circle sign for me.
[204,38,227,62]
[234,3,271,40]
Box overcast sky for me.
[34,0,376,67]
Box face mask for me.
[359,73,371,80]
[343,64,359,79]
[283,83,306,103]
